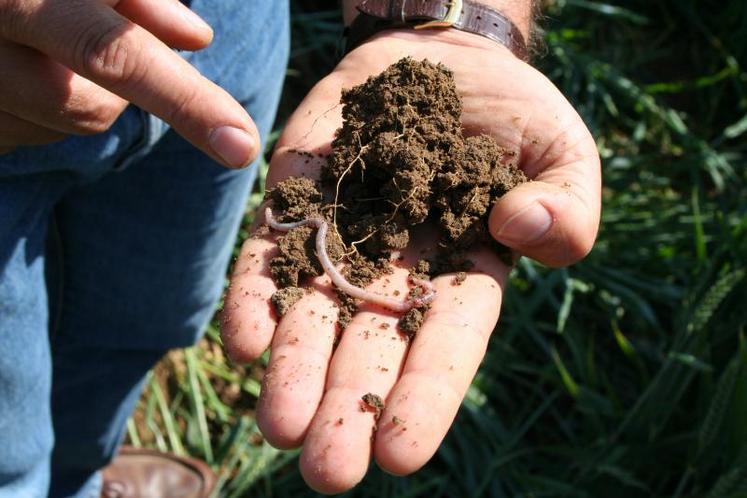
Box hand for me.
[0,0,259,167]
[221,29,601,493]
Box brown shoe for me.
[101,446,216,498]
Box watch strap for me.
[345,0,528,60]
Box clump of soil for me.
[270,287,305,316]
[266,57,526,333]
[399,308,425,338]
[361,393,385,420]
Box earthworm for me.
[264,207,436,312]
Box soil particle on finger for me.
[265,57,526,333]
[452,272,467,286]
[361,393,385,420]
[270,286,305,316]
[399,307,425,339]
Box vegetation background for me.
[127,1,747,496]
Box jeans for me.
[0,1,289,496]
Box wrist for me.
[343,0,534,39]
[342,0,533,61]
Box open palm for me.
[221,30,600,494]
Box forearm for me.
[341,0,535,39]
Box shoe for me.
[101,446,216,498]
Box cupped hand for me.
[0,0,259,167]
[221,29,600,494]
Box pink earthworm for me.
[264,207,436,312]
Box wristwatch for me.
[343,0,529,61]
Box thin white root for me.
[265,207,436,312]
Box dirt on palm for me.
[266,57,526,333]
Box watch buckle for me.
[414,0,463,29]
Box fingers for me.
[220,234,279,363]
[255,276,339,449]
[113,0,213,51]
[373,247,508,475]
[5,0,259,168]
[299,269,413,494]
[0,43,128,135]
[489,110,601,267]
[0,110,65,146]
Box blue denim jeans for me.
[0,1,289,496]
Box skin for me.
[222,6,602,495]
[1,0,600,493]
[263,207,436,312]
[0,0,259,166]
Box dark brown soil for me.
[266,58,526,333]
[398,308,425,338]
[453,272,467,286]
[361,392,385,420]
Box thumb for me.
[489,141,601,268]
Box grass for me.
[127,1,747,496]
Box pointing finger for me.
[113,0,213,50]
[6,0,260,168]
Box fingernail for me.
[181,7,212,33]
[497,201,554,245]
[209,126,256,168]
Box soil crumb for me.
[270,286,305,316]
[399,308,425,339]
[453,272,467,286]
[361,393,385,420]
[265,57,526,333]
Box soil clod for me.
[270,286,305,316]
[361,393,385,420]
[265,57,526,333]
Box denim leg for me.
[48,348,164,498]
[0,175,70,498]
[46,1,290,496]
[0,1,289,496]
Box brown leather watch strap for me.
[344,0,528,60]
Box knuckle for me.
[74,19,141,83]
